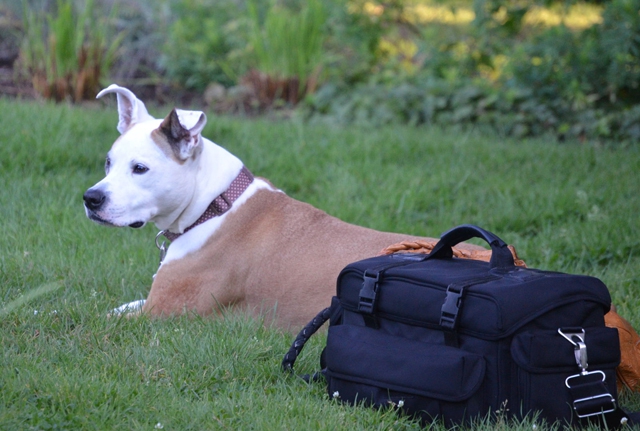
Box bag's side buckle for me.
[565,371,617,418]
[559,328,617,419]
[558,328,588,373]
[440,285,463,330]
[358,270,380,314]
[565,369,606,388]
[572,393,617,418]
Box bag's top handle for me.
[427,224,515,269]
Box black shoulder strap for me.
[282,306,333,380]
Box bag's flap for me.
[338,254,612,339]
[324,325,485,402]
[511,327,620,373]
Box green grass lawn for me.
[1,98,639,430]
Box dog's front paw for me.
[108,299,146,318]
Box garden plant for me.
[11,0,640,143]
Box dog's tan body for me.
[147,187,442,329]
[84,85,483,331]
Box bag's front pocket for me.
[324,324,487,424]
[510,327,620,424]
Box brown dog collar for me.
[161,166,254,242]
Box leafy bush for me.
[305,0,640,144]
[160,0,249,90]
[159,0,400,106]
[504,0,640,141]
[14,0,638,143]
[19,0,121,102]
[107,1,172,90]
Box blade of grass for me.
[0,281,63,317]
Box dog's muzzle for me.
[83,188,145,228]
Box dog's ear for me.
[96,84,155,134]
[158,109,207,161]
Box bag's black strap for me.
[564,371,640,429]
[282,306,333,378]
[567,372,616,415]
[560,328,639,429]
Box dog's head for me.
[83,84,208,230]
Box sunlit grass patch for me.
[1,99,639,429]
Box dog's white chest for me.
[159,179,272,266]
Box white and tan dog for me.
[84,84,482,330]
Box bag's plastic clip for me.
[559,328,617,419]
[358,270,380,314]
[440,284,464,330]
[440,285,465,347]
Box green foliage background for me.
[11,0,640,142]
[303,0,640,143]
[124,0,637,143]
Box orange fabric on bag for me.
[605,306,640,393]
[378,239,526,267]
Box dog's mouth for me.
[86,210,117,227]
[85,207,145,229]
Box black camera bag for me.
[283,225,638,428]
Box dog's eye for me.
[105,157,111,173]
[132,164,149,175]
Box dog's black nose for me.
[83,189,106,210]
